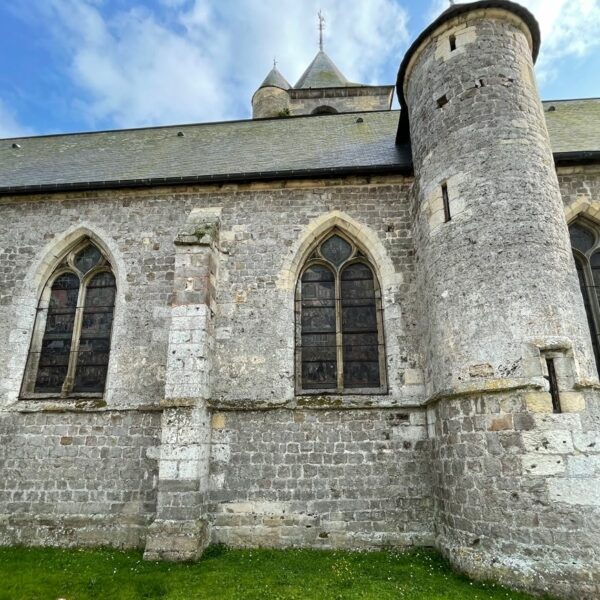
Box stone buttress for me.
[399,2,600,598]
[144,209,220,560]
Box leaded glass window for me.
[22,240,116,397]
[569,221,600,372]
[296,231,386,393]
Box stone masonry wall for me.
[429,391,600,600]
[208,408,433,549]
[402,5,600,599]
[288,89,392,116]
[558,164,600,223]
[0,410,160,548]
[0,176,425,549]
[0,177,418,412]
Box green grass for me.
[0,545,545,600]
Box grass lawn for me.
[0,545,547,600]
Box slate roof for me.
[258,67,291,91]
[0,99,598,195]
[0,111,409,194]
[294,50,358,89]
[544,98,600,154]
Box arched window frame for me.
[569,218,600,371]
[21,238,116,399]
[311,105,338,115]
[295,228,387,394]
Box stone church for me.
[1,1,599,597]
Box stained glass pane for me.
[73,272,116,393]
[74,244,102,274]
[569,225,595,254]
[34,273,79,393]
[341,263,380,388]
[575,257,600,374]
[320,235,352,266]
[301,265,336,388]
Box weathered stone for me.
[0,4,598,600]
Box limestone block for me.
[404,369,425,385]
[211,413,226,429]
[525,392,553,413]
[144,519,209,562]
[521,430,574,453]
[522,454,566,476]
[567,455,600,478]
[548,478,600,506]
[573,432,600,453]
[559,391,586,413]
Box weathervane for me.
[273,56,278,69]
[318,10,325,51]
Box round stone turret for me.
[398,2,600,597]
[400,0,595,394]
[252,67,291,119]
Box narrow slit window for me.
[296,230,386,393]
[545,358,561,413]
[449,34,457,51]
[442,182,451,222]
[437,94,448,109]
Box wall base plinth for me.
[143,519,210,562]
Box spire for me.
[294,50,356,89]
[257,64,291,91]
[318,10,325,51]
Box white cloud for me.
[428,0,600,82]
[521,0,600,81]
[32,0,409,128]
[0,99,33,139]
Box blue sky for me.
[1,0,599,138]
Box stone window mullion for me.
[335,268,344,391]
[61,281,87,396]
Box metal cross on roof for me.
[318,10,325,51]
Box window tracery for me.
[22,239,116,397]
[296,230,386,393]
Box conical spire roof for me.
[258,66,291,91]
[294,50,357,89]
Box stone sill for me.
[208,394,427,411]
[9,398,162,413]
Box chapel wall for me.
[0,176,428,548]
[208,408,433,548]
[0,177,420,410]
[0,410,161,548]
[558,164,600,222]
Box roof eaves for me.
[0,162,414,197]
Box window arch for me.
[296,229,386,393]
[21,239,116,397]
[569,220,600,371]
[311,105,338,115]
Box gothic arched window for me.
[569,220,600,372]
[296,230,386,393]
[22,240,116,397]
